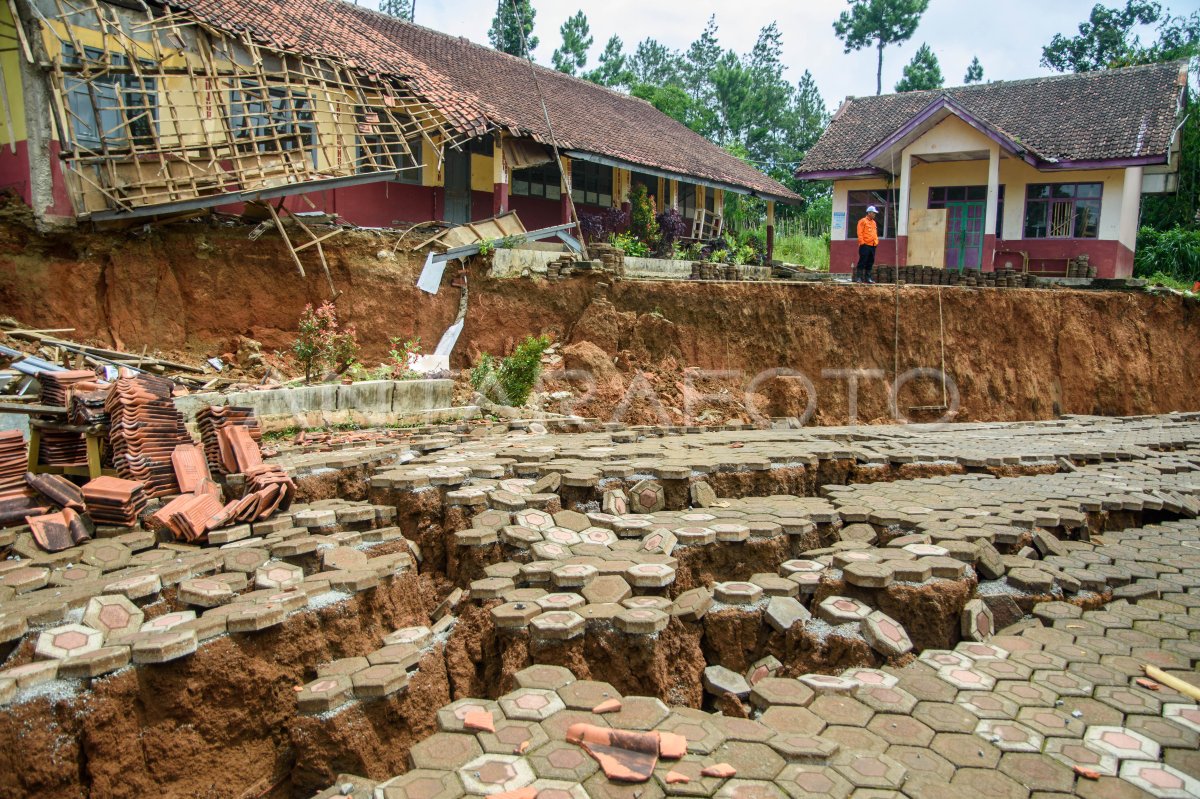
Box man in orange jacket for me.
[855,205,879,284]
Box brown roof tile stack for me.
[35,429,90,467]
[69,389,111,427]
[0,431,46,526]
[25,471,85,510]
[82,475,148,527]
[38,370,101,407]
[105,376,194,498]
[197,406,262,475]
[153,492,226,543]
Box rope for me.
[505,0,589,259]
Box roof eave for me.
[565,149,801,205]
[1035,154,1171,171]
[794,167,885,181]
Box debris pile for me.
[105,375,193,498]
[82,475,149,527]
[198,406,263,474]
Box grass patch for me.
[774,233,830,271]
[1142,271,1197,292]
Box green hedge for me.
[1134,226,1200,285]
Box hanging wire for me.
[505,0,589,258]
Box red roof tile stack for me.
[38,370,101,407]
[105,376,194,498]
[82,475,148,527]
[197,406,262,475]
[0,431,45,526]
[35,429,90,467]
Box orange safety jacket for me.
[857,215,878,247]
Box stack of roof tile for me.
[197,406,262,474]
[82,475,148,527]
[35,429,90,466]
[105,376,193,498]
[38,370,100,407]
[25,472,85,510]
[152,492,226,543]
[0,431,46,526]
[69,389,111,427]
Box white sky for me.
[360,0,1170,108]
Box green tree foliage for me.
[470,335,552,407]
[1043,3,1200,230]
[894,42,944,91]
[585,35,632,87]
[1041,0,1162,72]
[628,38,685,87]
[1134,226,1200,283]
[833,0,931,95]
[964,55,984,83]
[488,0,537,58]
[552,10,592,75]
[378,0,412,21]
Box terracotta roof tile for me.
[164,0,798,200]
[797,61,1185,175]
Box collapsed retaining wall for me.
[1,218,1198,424]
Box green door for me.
[944,201,985,270]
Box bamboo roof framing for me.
[16,0,481,219]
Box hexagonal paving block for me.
[975,719,1044,753]
[530,611,586,641]
[919,649,973,670]
[937,666,996,692]
[775,764,853,799]
[528,740,600,782]
[766,732,838,763]
[1043,735,1119,776]
[709,740,786,781]
[861,611,912,658]
[479,718,550,756]
[658,712,727,755]
[759,706,826,737]
[629,480,666,514]
[929,732,1002,769]
[1015,706,1085,739]
[956,691,1018,720]
[351,664,410,699]
[714,581,765,606]
[409,732,483,771]
[178,577,235,608]
[831,750,906,790]
[498,688,566,721]
[603,696,670,731]
[626,563,676,589]
[82,594,143,639]
[816,596,871,625]
[704,665,751,699]
[557,680,620,711]
[856,684,917,715]
[955,642,1008,661]
[35,623,103,660]
[296,675,353,713]
[1118,760,1200,798]
[960,599,995,642]
[1164,702,1200,734]
[798,674,860,696]
[515,509,555,531]
[255,561,304,590]
[458,753,535,795]
[1083,726,1161,762]
[615,607,669,635]
[514,664,575,691]
[750,677,815,710]
[437,698,503,733]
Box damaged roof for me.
[797,61,1187,178]
[164,0,800,201]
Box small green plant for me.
[470,334,552,407]
[1135,226,1200,284]
[292,301,360,383]
[478,239,495,256]
[611,232,650,257]
[496,234,523,250]
[387,336,423,379]
[684,242,705,261]
[628,183,660,246]
[711,248,729,264]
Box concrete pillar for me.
[983,145,1000,271]
[492,134,508,216]
[897,153,912,267]
[559,155,572,225]
[766,200,776,264]
[670,179,679,211]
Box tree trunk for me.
[876,41,884,95]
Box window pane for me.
[1077,183,1102,198]
[513,179,529,195]
[546,183,560,200]
[1053,184,1075,198]
[1074,200,1100,238]
[1024,201,1048,238]
[1027,184,1050,200]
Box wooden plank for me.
[906,208,947,269]
[0,402,68,416]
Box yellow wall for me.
[0,1,27,144]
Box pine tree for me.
[584,35,632,88]
[552,11,592,75]
[488,0,537,58]
[378,0,412,20]
[894,43,943,92]
[628,38,684,87]
[963,55,984,83]
[833,0,930,95]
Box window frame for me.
[1022,182,1103,240]
[927,185,1005,239]
[355,107,422,183]
[511,161,562,200]
[570,160,612,207]
[846,189,898,240]
[63,45,158,151]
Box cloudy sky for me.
[361,0,1164,107]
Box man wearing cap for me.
[855,205,879,284]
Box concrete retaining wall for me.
[175,379,467,432]
[622,256,694,279]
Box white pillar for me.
[984,145,1000,236]
[897,153,912,237]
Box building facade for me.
[797,64,1187,278]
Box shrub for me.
[1134,226,1200,284]
[610,232,650,258]
[580,206,629,241]
[655,208,688,256]
[292,301,359,383]
[387,336,423,380]
[470,335,552,407]
[628,183,659,246]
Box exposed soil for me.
[1,218,1198,424]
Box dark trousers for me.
[856,244,876,282]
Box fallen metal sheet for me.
[417,221,582,295]
[0,344,66,376]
